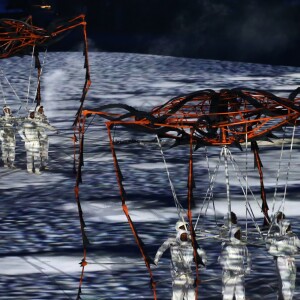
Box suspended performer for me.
[266,219,300,300]
[218,227,251,300]
[34,105,57,170]
[0,105,17,168]
[175,220,189,232]
[220,211,239,239]
[18,111,42,174]
[154,228,207,300]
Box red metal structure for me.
[0,15,92,299]
[0,14,91,120]
[74,87,300,299]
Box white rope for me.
[202,164,219,224]
[281,124,296,213]
[0,66,22,106]
[271,127,286,216]
[229,150,271,227]
[223,146,231,231]
[227,148,264,239]
[25,45,35,111]
[194,148,222,231]
[204,146,218,227]
[0,69,6,104]
[267,125,295,237]
[156,136,186,220]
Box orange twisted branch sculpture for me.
[74,87,300,298]
[0,14,91,115]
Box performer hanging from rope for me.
[218,227,251,300]
[220,211,239,239]
[0,105,17,168]
[18,111,42,174]
[35,105,57,170]
[175,220,189,232]
[266,219,300,300]
[275,211,286,233]
[154,228,207,300]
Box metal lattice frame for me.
[74,87,300,299]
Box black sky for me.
[2,0,300,67]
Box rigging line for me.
[32,48,47,105]
[271,126,287,217]
[0,66,22,106]
[204,146,218,227]
[211,192,218,227]
[194,148,222,231]
[156,135,186,219]
[281,123,296,214]
[228,151,271,226]
[26,45,35,111]
[227,148,264,239]
[267,123,296,237]
[266,126,294,236]
[223,146,232,231]
[0,68,6,104]
[199,149,223,218]
[203,165,220,224]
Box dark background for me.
[2,0,300,66]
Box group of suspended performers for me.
[0,104,57,174]
[153,211,300,300]
[73,87,300,300]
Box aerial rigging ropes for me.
[156,135,186,221]
[0,68,6,104]
[74,87,300,297]
[223,146,232,230]
[204,146,219,227]
[193,142,265,242]
[267,121,297,236]
[0,14,91,117]
[0,44,47,115]
[271,128,287,217]
[0,66,22,107]
[280,122,296,214]
[195,147,222,232]
[25,45,36,110]
[226,147,264,239]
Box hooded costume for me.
[218,227,251,300]
[154,229,206,300]
[34,105,56,169]
[0,106,16,168]
[18,111,41,174]
[267,220,300,299]
[175,220,189,232]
